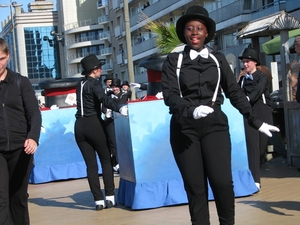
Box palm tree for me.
[142,14,182,54]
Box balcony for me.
[129,0,181,27]
[97,0,108,9]
[210,0,252,24]
[100,47,112,56]
[66,32,110,49]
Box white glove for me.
[258,123,280,137]
[155,92,163,99]
[119,105,128,116]
[193,105,214,119]
[130,83,141,89]
[105,108,112,118]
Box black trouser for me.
[74,115,114,201]
[244,102,273,184]
[170,105,234,225]
[104,117,118,165]
[0,148,33,225]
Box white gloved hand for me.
[193,105,214,119]
[119,105,128,116]
[258,123,280,137]
[155,92,163,99]
[130,83,141,89]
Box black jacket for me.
[0,68,42,151]
[162,46,263,129]
[75,76,121,118]
[238,70,271,107]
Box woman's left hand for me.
[24,139,38,154]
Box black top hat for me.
[238,48,260,66]
[81,54,102,75]
[176,6,216,44]
[111,78,122,87]
[104,74,114,82]
[122,81,130,87]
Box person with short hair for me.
[0,38,42,224]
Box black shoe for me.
[105,200,116,209]
[95,205,104,211]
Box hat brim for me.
[176,14,216,44]
[104,78,113,82]
[238,56,260,66]
[81,64,102,75]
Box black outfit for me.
[0,68,41,225]
[162,46,263,225]
[238,70,273,184]
[74,76,121,202]
[104,91,128,166]
[122,89,132,100]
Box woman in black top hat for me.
[74,54,127,210]
[161,6,279,225]
[238,48,273,191]
[104,78,129,172]
[121,80,132,100]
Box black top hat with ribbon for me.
[111,78,122,87]
[81,54,102,75]
[122,81,130,87]
[176,6,216,44]
[104,74,114,82]
[239,48,260,66]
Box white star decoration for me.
[63,120,74,135]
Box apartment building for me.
[109,0,300,84]
[0,0,59,91]
[57,0,113,82]
[1,0,300,89]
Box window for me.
[24,26,61,81]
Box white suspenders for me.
[176,51,221,106]
[241,75,266,104]
[80,80,87,117]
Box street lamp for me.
[0,1,22,72]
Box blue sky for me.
[0,0,56,26]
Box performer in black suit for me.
[74,54,127,210]
[238,48,274,191]
[161,6,279,225]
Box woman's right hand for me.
[193,105,214,119]
[119,105,128,116]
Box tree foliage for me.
[144,16,181,54]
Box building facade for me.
[0,0,59,91]
[57,0,112,82]
[2,0,300,90]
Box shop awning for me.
[261,28,300,55]
[237,11,300,39]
